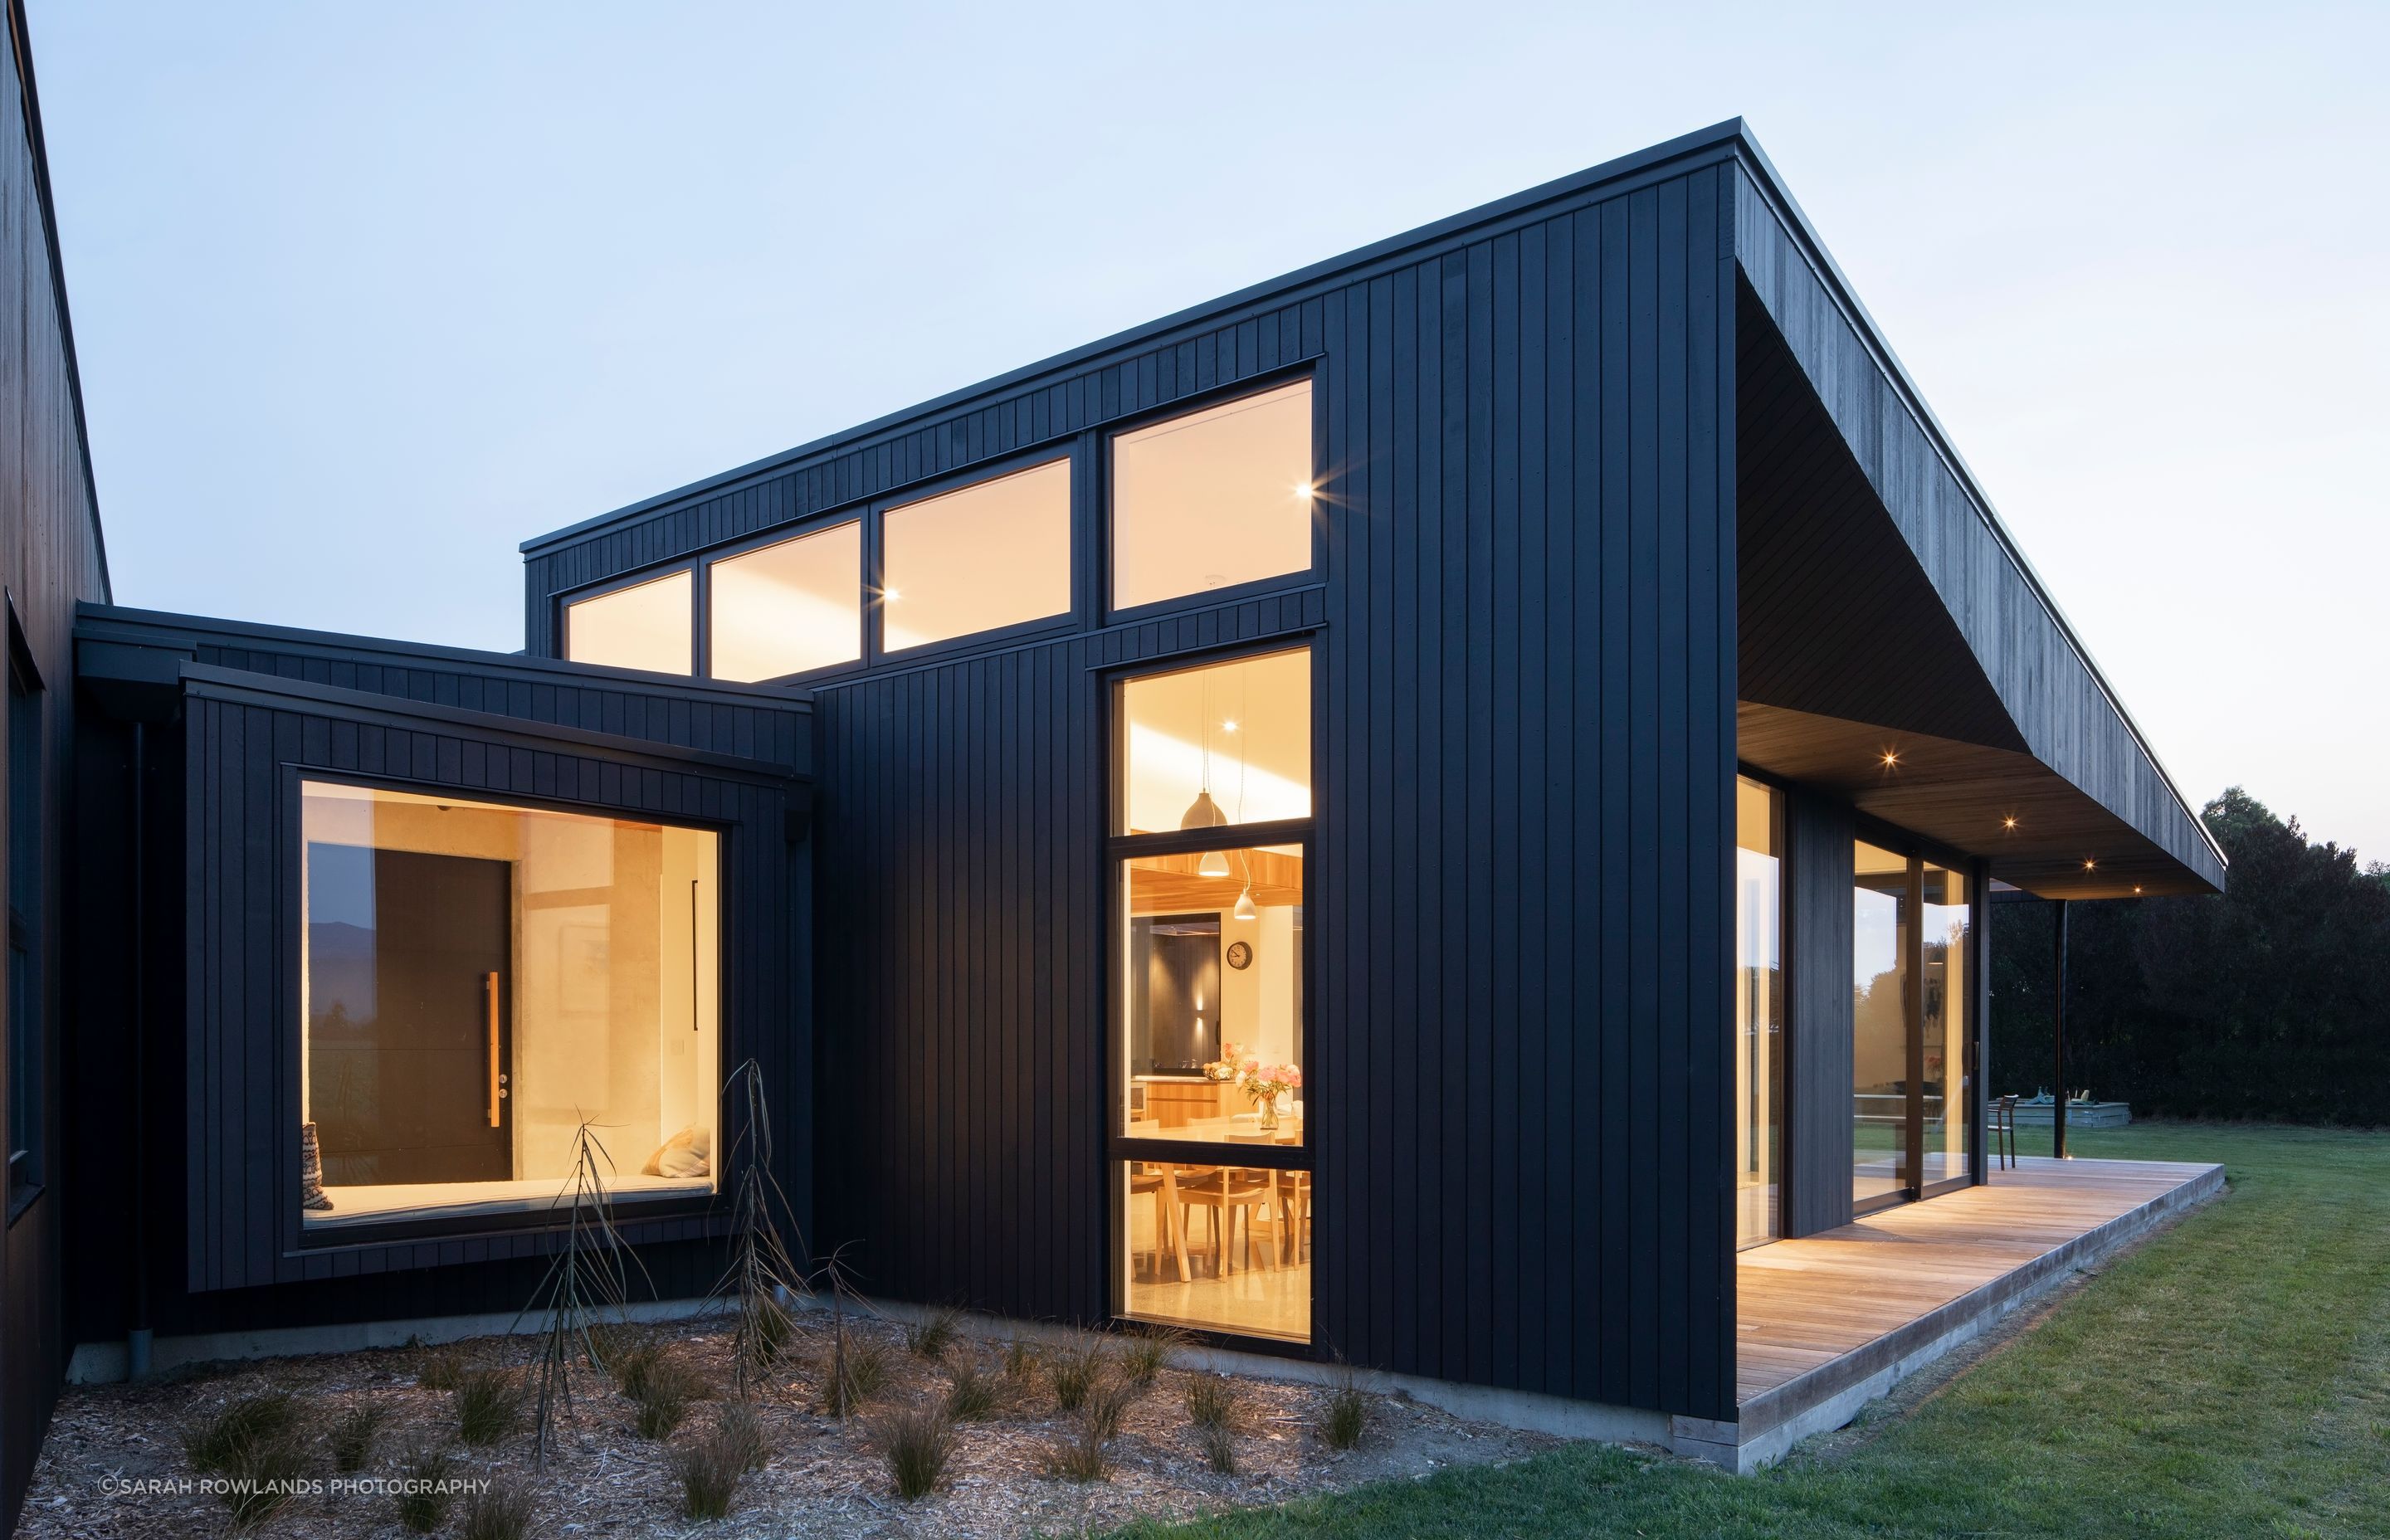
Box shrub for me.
[1120,1325,1186,1386]
[673,1406,766,1520]
[1042,1416,1110,1484]
[328,1403,391,1473]
[876,1406,955,1500]
[455,1367,526,1446]
[1319,1368,1368,1451]
[1199,1421,1237,1474]
[1046,1338,1107,1413]
[417,1348,470,1391]
[1080,1377,1137,1444]
[1183,1375,1236,1431]
[822,1335,892,1417]
[1002,1334,1040,1382]
[184,1391,299,1475]
[944,1355,1001,1421]
[631,1356,711,1440]
[393,1445,456,1533]
[905,1306,963,1360]
[461,1481,537,1540]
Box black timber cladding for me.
[64,610,813,1339]
[524,139,1744,1418]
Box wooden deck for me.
[1714,1156,2223,1466]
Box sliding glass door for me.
[1851,841,1978,1211]
[1735,778,1784,1248]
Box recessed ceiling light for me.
[1880,749,1900,768]
[2084,859,2097,871]
[2002,815,2017,831]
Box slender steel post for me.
[2051,898,2070,1160]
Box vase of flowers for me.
[1237,1058,1302,1133]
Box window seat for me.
[304,1172,714,1230]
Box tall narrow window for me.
[1852,841,1911,1207]
[709,521,861,682]
[1112,647,1311,1343]
[1734,777,1783,1247]
[881,458,1071,651]
[565,570,693,675]
[6,658,40,1205]
[299,782,720,1231]
[1111,380,1314,612]
[1921,864,1971,1186]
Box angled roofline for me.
[1724,134,2226,874]
[519,117,1753,556]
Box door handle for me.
[485,971,503,1128]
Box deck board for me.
[1737,1157,2222,1407]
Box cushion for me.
[642,1125,710,1179]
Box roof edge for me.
[519,118,1753,556]
[1726,134,2227,876]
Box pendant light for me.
[1198,848,1232,878]
[1233,850,1258,921]
[1181,672,1227,830]
[1197,662,1246,877]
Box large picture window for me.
[1112,647,1310,1343]
[299,782,720,1231]
[1110,380,1314,612]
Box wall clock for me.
[1225,940,1254,970]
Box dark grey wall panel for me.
[174,678,804,1299]
[758,170,1742,1419]
[1781,787,1854,1238]
[0,2,112,1523]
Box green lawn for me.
[1113,1123,2390,1539]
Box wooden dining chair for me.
[1993,1094,2020,1170]
[1174,1166,1277,1276]
[1129,1163,1189,1282]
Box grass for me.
[327,1403,390,1472]
[454,1367,526,1445]
[461,1482,536,1540]
[1121,1325,1188,1386]
[1316,1366,1367,1451]
[905,1306,964,1360]
[183,1391,299,1475]
[1183,1375,1236,1431]
[393,1445,456,1533]
[876,1406,957,1499]
[674,1406,768,1519]
[822,1334,894,1416]
[1105,1123,2390,1539]
[628,1354,710,1440]
[944,1354,1003,1421]
[1047,1337,1109,1412]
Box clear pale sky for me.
[32,2,2388,860]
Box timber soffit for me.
[1722,135,2226,878]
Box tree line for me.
[1989,787,2390,1127]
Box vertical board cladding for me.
[1781,788,1856,1238]
[539,163,1741,1420]
[1730,169,2221,889]
[177,685,804,1300]
[1,2,112,1524]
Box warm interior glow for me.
[566,571,692,675]
[1735,776,1783,1249]
[709,521,861,682]
[1853,840,1910,1205]
[1920,864,1970,1185]
[1119,650,1310,835]
[298,782,719,1230]
[883,458,1071,651]
[1113,380,1314,611]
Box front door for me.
[308,845,512,1186]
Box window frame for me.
[1102,368,1325,625]
[558,563,700,679]
[278,765,737,1251]
[1844,807,1985,1215]
[700,513,870,687]
[1104,637,1320,1350]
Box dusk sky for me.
[31,2,2388,859]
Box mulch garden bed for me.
[16,1310,1566,1538]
